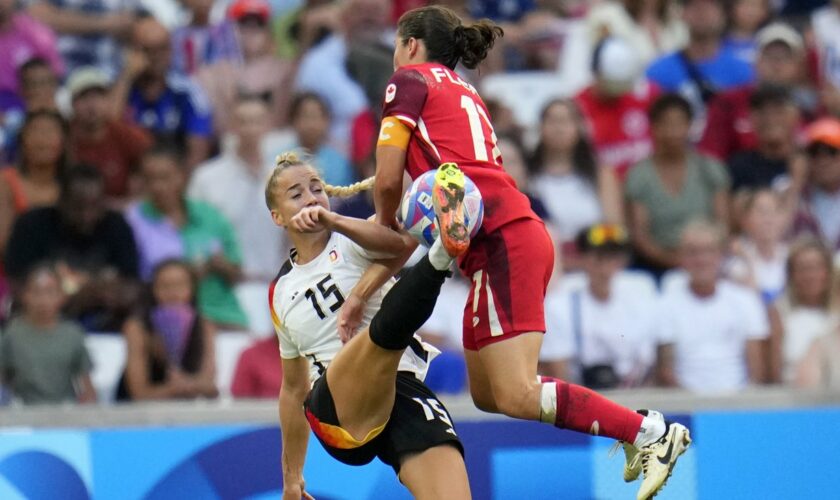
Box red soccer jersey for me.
[574,81,658,178]
[381,62,538,234]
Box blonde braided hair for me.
[264,151,375,210]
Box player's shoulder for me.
[270,258,295,294]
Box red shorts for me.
[458,218,555,351]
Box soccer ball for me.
[399,170,484,248]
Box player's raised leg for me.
[399,445,471,500]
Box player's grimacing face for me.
[270,165,330,229]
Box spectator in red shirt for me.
[699,22,805,162]
[575,36,658,178]
[66,67,152,206]
[230,335,282,398]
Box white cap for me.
[593,37,641,84]
[756,22,804,53]
[66,67,110,100]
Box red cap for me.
[806,118,840,149]
[228,0,270,22]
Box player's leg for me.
[399,445,471,500]
[326,244,454,440]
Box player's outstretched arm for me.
[374,144,408,230]
[279,356,313,500]
[291,206,414,258]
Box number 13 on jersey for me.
[461,95,501,165]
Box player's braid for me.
[324,176,375,198]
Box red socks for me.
[541,376,643,443]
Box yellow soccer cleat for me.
[633,422,692,500]
[432,162,470,258]
[610,410,666,483]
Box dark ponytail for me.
[398,6,503,70]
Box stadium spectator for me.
[197,0,295,135]
[722,0,771,64]
[230,335,282,399]
[27,0,135,76]
[727,189,790,305]
[769,238,839,383]
[279,93,355,187]
[795,317,840,389]
[171,0,239,76]
[188,96,288,283]
[497,134,551,222]
[540,224,657,388]
[793,118,840,252]
[655,220,769,393]
[812,0,840,90]
[646,0,754,137]
[0,111,67,258]
[626,94,729,278]
[66,67,152,204]
[585,0,687,66]
[727,88,807,204]
[294,0,391,154]
[575,36,658,177]
[2,58,61,163]
[112,18,213,170]
[117,259,218,401]
[699,23,805,161]
[0,264,96,404]
[0,0,63,100]
[272,0,338,60]
[528,99,623,258]
[4,164,140,331]
[126,147,249,330]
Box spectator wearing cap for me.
[585,0,688,66]
[625,93,730,278]
[172,0,240,76]
[656,220,769,393]
[111,18,213,171]
[540,224,657,388]
[794,118,840,252]
[646,0,754,138]
[196,0,295,136]
[4,164,140,331]
[700,23,806,161]
[575,36,659,178]
[66,67,152,205]
[188,96,289,286]
[727,85,806,205]
[27,0,135,77]
[0,0,63,102]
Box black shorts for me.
[303,371,464,473]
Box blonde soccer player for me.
[266,153,472,500]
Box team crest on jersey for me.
[329,249,339,262]
[385,83,397,103]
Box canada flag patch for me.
[385,83,397,103]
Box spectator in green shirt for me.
[125,145,249,329]
[0,264,96,404]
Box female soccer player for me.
[265,153,471,500]
[368,6,690,499]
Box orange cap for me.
[228,0,270,22]
[806,118,840,149]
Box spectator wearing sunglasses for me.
[794,118,840,252]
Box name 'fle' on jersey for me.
[382,62,539,235]
[268,232,438,384]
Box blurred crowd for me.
[2,0,840,405]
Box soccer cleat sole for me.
[432,162,469,257]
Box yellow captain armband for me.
[377,116,412,151]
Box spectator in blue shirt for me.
[111,17,213,170]
[646,0,754,138]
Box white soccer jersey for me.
[269,232,438,384]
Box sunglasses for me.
[807,143,840,158]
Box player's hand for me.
[290,206,332,233]
[337,294,366,343]
[282,482,315,500]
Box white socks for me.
[539,382,557,424]
[428,238,454,271]
[633,411,667,448]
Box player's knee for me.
[469,387,499,414]
[492,385,538,420]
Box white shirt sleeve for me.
[276,322,301,359]
[654,294,678,345]
[738,286,770,340]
